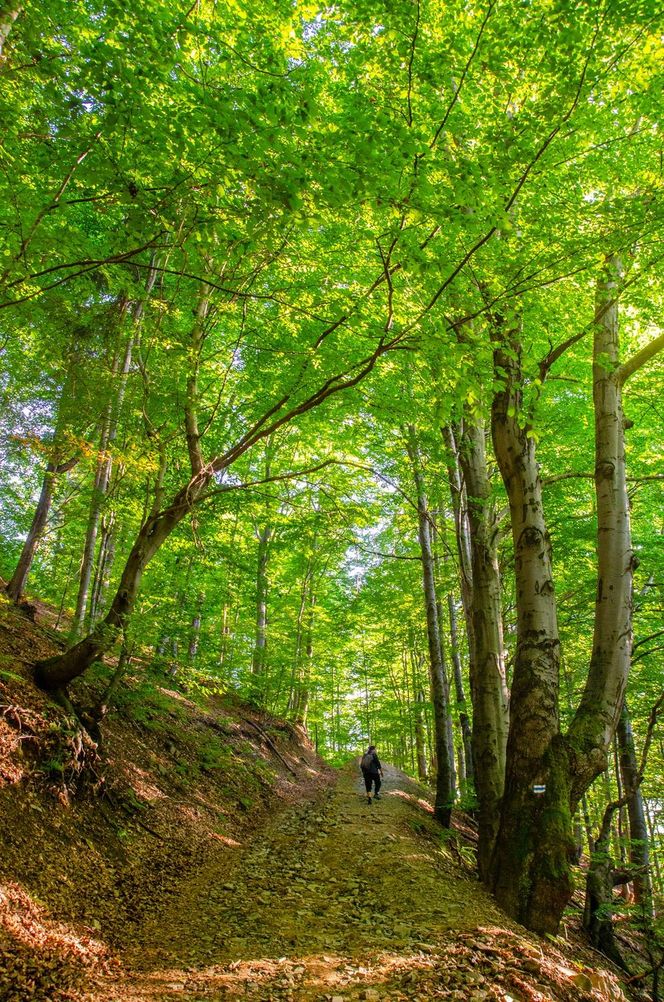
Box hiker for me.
[360,745,383,804]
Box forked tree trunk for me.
[490,256,651,935]
[455,417,509,879]
[406,426,455,825]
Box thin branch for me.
[633,630,664,653]
[405,0,420,128]
[430,0,495,150]
[198,459,340,502]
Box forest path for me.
[99,764,509,1001]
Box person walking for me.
[360,745,383,805]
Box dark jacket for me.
[361,751,381,774]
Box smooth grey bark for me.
[289,548,317,726]
[489,319,569,932]
[406,426,455,826]
[454,417,509,879]
[567,255,634,794]
[0,3,21,59]
[489,257,663,935]
[447,592,474,788]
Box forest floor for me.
[0,595,639,1002]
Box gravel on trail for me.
[97,763,507,1001]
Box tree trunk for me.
[616,700,653,915]
[35,482,201,691]
[71,269,157,639]
[88,511,116,625]
[456,417,509,880]
[406,426,455,826]
[251,439,276,695]
[490,257,644,936]
[409,640,428,782]
[489,322,572,934]
[251,522,272,683]
[583,801,629,970]
[442,425,475,657]
[414,686,428,782]
[295,589,315,726]
[447,593,474,789]
[6,467,55,603]
[290,554,316,726]
[567,255,633,797]
[188,592,204,661]
[0,3,21,59]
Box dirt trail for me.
[99,764,508,1001]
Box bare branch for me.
[618,329,664,385]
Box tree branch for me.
[617,329,664,385]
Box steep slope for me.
[0,594,332,1001]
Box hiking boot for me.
[367,795,372,805]
[374,793,381,800]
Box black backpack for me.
[361,751,376,771]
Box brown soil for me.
[0,595,641,1002]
